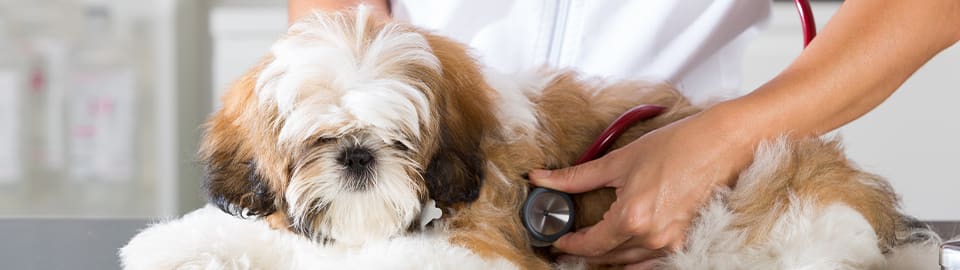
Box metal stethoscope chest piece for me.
[523,187,575,247]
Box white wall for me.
[742,3,960,220]
[210,2,960,220]
[209,5,286,107]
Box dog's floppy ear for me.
[424,122,486,206]
[200,58,277,218]
[201,149,277,218]
[420,34,497,207]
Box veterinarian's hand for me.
[529,107,758,268]
[530,0,960,265]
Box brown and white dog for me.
[199,7,938,269]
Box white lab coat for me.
[391,0,771,105]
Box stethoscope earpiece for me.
[522,187,575,247]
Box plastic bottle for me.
[67,5,138,182]
[3,0,79,187]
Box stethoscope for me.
[522,105,666,247]
[521,0,818,247]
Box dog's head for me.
[200,7,496,245]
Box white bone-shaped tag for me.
[419,199,443,229]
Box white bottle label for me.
[68,68,136,182]
[0,71,22,183]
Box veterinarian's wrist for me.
[675,103,761,187]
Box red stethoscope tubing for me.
[573,105,666,165]
[796,0,817,48]
[573,0,817,165]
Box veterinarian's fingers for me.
[664,222,689,251]
[637,216,690,252]
[608,235,669,253]
[529,157,623,193]
[624,258,662,270]
[576,247,664,265]
[554,219,630,256]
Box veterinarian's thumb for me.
[529,159,618,193]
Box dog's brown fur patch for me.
[728,138,904,251]
[200,56,289,220]
[436,68,696,269]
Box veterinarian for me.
[290,0,960,268]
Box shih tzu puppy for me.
[198,6,939,269]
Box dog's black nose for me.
[338,147,376,191]
[338,147,374,170]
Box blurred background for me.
[0,0,957,223]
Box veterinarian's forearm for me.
[711,0,959,149]
[289,0,390,24]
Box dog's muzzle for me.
[338,146,376,191]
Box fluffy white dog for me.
[121,6,941,270]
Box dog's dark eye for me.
[392,140,409,151]
[314,137,336,146]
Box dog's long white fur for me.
[257,6,435,246]
[120,205,518,270]
[257,5,438,145]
